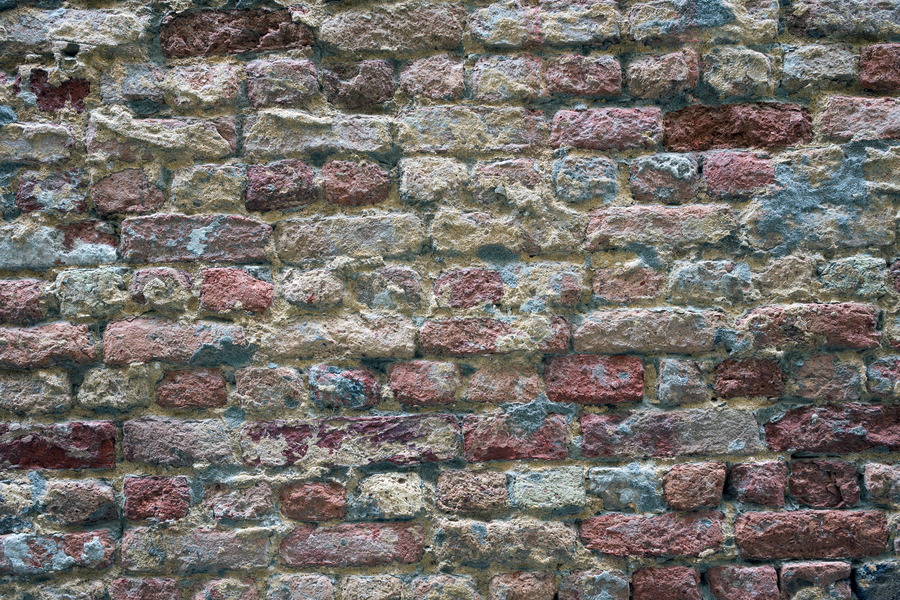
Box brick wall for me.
[0,0,899,598]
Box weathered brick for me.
[464,411,568,461]
[321,60,395,109]
[156,368,227,409]
[780,562,852,600]
[0,421,115,469]
[714,359,785,399]
[0,322,96,368]
[124,476,191,521]
[547,54,620,97]
[276,214,423,262]
[308,364,379,410]
[0,122,75,164]
[575,309,725,354]
[200,268,273,314]
[665,103,813,151]
[865,463,900,508]
[42,480,116,525]
[551,108,662,150]
[245,159,316,211]
[789,459,859,509]
[545,354,643,404]
[437,470,509,514]
[702,46,776,98]
[16,169,87,214]
[0,369,71,415]
[129,268,193,316]
[728,462,787,507]
[473,55,547,102]
[321,161,390,207]
[400,106,548,153]
[0,531,114,575]
[280,523,423,567]
[489,572,555,600]
[264,316,416,360]
[244,111,393,157]
[470,0,622,47]
[788,0,900,40]
[267,575,334,600]
[279,268,344,310]
[818,96,900,142]
[410,575,480,600]
[706,566,779,600]
[855,561,900,600]
[110,578,180,600]
[626,50,699,99]
[103,318,253,366]
[204,482,274,521]
[738,303,880,350]
[630,153,699,203]
[0,280,44,325]
[735,510,888,559]
[389,360,461,406]
[663,462,726,511]
[587,463,664,513]
[121,214,270,264]
[586,205,736,250]
[558,570,629,600]
[160,10,312,58]
[860,44,900,91]
[122,527,272,573]
[400,54,465,101]
[765,404,900,453]
[783,44,857,94]
[123,417,232,466]
[632,567,700,600]
[433,517,576,568]
[434,268,504,308]
[510,466,585,511]
[703,152,774,198]
[246,59,320,107]
[580,512,723,557]
[280,481,346,522]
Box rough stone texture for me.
[735,511,888,559]
[580,512,724,557]
[663,462,727,511]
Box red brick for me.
[663,462,726,511]
[581,512,723,558]
[160,10,313,58]
[279,481,346,522]
[91,169,164,215]
[437,470,509,514]
[546,55,621,96]
[791,354,862,402]
[19,68,90,113]
[200,268,273,314]
[765,404,900,453]
[714,359,785,399]
[592,267,664,303]
[860,44,900,91]
[121,214,270,263]
[279,523,424,567]
[489,572,556,600]
[727,461,787,506]
[735,510,887,559]
[322,160,390,207]
[389,360,461,406]
[246,159,316,211]
[629,153,700,203]
[463,412,568,462]
[434,268,504,309]
[0,322,96,368]
[124,476,191,521]
[665,103,812,151]
[819,96,900,141]
[0,421,115,469]
[703,152,775,198]
[633,567,700,600]
[544,354,644,404]
[156,368,227,409]
[779,562,852,600]
[308,364,380,410]
[240,420,315,467]
[789,460,860,508]
[0,531,114,575]
[551,108,662,150]
[706,566,779,600]
[110,578,181,600]
[466,364,544,404]
[738,303,880,350]
[191,580,258,600]
[420,318,515,355]
[103,318,252,366]
[0,279,44,324]
[321,60,395,109]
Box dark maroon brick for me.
[860,44,900,91]
[246,159,316,211]
[20,68,90,113]
[160,9,313,58]
[544,354,644,404]
[714,359,785,399]
[321,160,390,207]
[789,460,860,508]
[738,303,880,350]
[633,567,701,600]
[706,566,779,600]
[240,420,316,467]
[121,214,270,263]
[156,368,227,409]
[0,279,44,324]
[580,512,723,557]
[728,461,787,506]
[665,103,813,151]
[389,360,461,406]
[765,404,900,453]
[0,322,96,368]
[551,108,663,150]
[0,421,115,469]
[434,269,504,309]
[735,510,887,559]
[703,152,775,198]
[279,481,346,521]
[91,169,164,215]
[279,523,424,567]
[124,476,191,521]
[321,60,395,108]
[546,55,622,97]
[463,412,568,462]
[200,267,273,314]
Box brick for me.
[352,472,424,520]
[632,567,700,600]
[91,169,163,216]
[267,575,334,600]
[868,356,900,398]
[400,55,464,101]
[204,482,274,521]
[163,65,241,110]
[489,572,555,600]
[473,55,547,102]
[357,266,423,310]
[342,576,401,600]
[819,96,900,142]
[124,476,191,521]
[42,480,116,525]
[191,580,258,600]
[400,106,548,153]
[264,316,416,360]
[279,268,344,309]
[706,566,779,600]
[110,578,180,600]
[626,50,699,99]
[279,481,346,522]
[663,462,726,511]
[657,359,712,406]
[160,9,312,58]
[121,214,270,264]
[593,266,664,304]
[19,68,90,113]
[0,322,96,368]
[547,54,621,97]
[421,317,565,356]
[321,60,395,109]
[130,268,193,315]
[574,308,725,354]
[321,160,390,207]
[0,280,44,325]
[580,512,723,557]
[665,103,813,151]
[789,460,860,508]
[411,575,480,600]
[865,463,900,508]
[780,562,852,600]
[703,152,774,198]
[53,267,129,320]
[434,268,504,308]
[0,421,115,469]
[320,1,465,54]
[103,318,253,366]
[782,44,857,94]
[0,122,75,164]
[234,367,304,413]
[389,360,461,406]
[463,411,568,461]
[714,359,785,399]
[433,517,576,568]
[788,0,900,40]
[553,156,618,204]
[727,462,787,507]
[0,369,71,415]
[200,268,273,314]
[244,111,393,157]
[765,404,900,453]
[587,463,664,513]
[121,528,272,573]
[245,159,316,211]
[630,153,699,203]
[545,354,643,405]
[667,260,757,305]
[511,466,585,511]
[855,561,900,600]
[0,220,118,271]
[77,365,158,412]
[276,214,423,261]
[123,417,231,466]
[557,571,629,600]
[551,108,662,150]
[467,364,543,404]
[581,409,763,458]
[156,368,227,409]
[738,303,880,350]
[0,531,114,575]
[308,364,379,410]
[280,523,423,567]
[860,44,900,91]
[820,255,887,299]
[470,0,621,47]
[735,510,887,559]
[246,58,319,107]
[16,169,87,214]
[702,46,775,98]
[437,470,509,514]
[586,205,736,250]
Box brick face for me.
[2,0,898,595]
